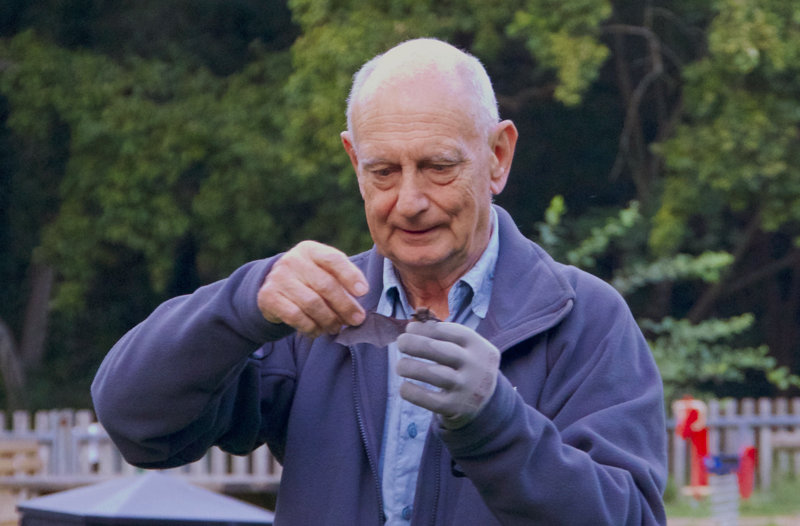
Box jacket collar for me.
[478,206,575,350]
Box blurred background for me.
[1,0,799,413]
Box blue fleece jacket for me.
[92,206,667,525]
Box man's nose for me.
[394,169,430,217]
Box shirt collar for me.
[377,207,499,320]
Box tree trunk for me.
[0,317,26,410]
[0,263,54,411]
[19,263,54,369]
[688,213,762,323]
[763,263,800,373]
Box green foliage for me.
[17,44,254,302]
[536,197,646,271]
[1,0,629,316]
[565,201,640,268]
[535,195,798,400]
[611,252,733,296]
[535,194,566,248]
[508,0,611,105]
[641,315,776,401]
[652,0,800,254]
[3,0,800,407]
[0,31,340,310]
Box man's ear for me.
[341,131,365,198]
[341,131,359,171]
[488,120,518,195]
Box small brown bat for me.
[411,307,440,322]
[334,307,440,346]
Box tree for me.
[535,196,800,401]
[2,0,800,408]
[0,30,307,408]
[652,0,800,374]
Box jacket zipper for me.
[350,347,385,524]
[427,440,443,526]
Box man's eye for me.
[424,163,458,184]
[371,168,394,177]
[423,162,458,174]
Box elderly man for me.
[92,38,667,525]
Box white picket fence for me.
[668,397,800,491]
[0,408,281,496]
[2,398,800,497]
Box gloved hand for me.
[396,321,501,429]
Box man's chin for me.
[385,250,451,274]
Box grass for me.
[665,474,800,518]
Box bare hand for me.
[257,241,368,337]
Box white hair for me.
[345,38,499,137]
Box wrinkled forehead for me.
[357,52,470,106]
[350,66,481,143]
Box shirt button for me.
[401,506,413,520]
[407,422,417,438]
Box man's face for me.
[343,78,508,283]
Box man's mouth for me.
[400,226,436,235]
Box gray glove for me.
[396,321,501,429]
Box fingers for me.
[404,320,476,347]
[257,241,368,336]
[310,242,370,299]
[396,356,458,390]
[396,330,463,369]
[397,366,484,418]
[399,381,460,419]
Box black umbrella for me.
[17,471,275,525]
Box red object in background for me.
[673,397,757,501]
[673,397,709,494]
[738,446,756,499]
[678,408,709,488]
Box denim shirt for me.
[377,208,499,524]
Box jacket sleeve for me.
[437,277,667,525]
[91,257,295,468]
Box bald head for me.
[345,38,499,139]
